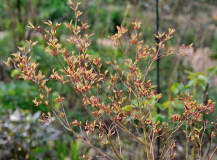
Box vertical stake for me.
[156,0,160,159]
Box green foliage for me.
[0,81,40,111]
[185,70,209,90]
[56,139,80,160]
[70,139,80,160]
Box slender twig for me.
[115,126,122,157]
[161,140,175,160]
[185,123,189,160]
[209,146,217,159]
[109,139,123,160]
[159,116,193,160]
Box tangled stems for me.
[35,73,114,160]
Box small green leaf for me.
[198,79,207,90]
[55,102,60,110]
[207,66,217,77]
[162,101,171,109]
[171,83,184,94]
[121,105,134,112]
[198,74,209,83]
[188,79,196,87]
[171,83,179,94]
[11,69,20,78]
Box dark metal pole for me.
[156,0,160,159]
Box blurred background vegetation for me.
[1,0,217,159]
